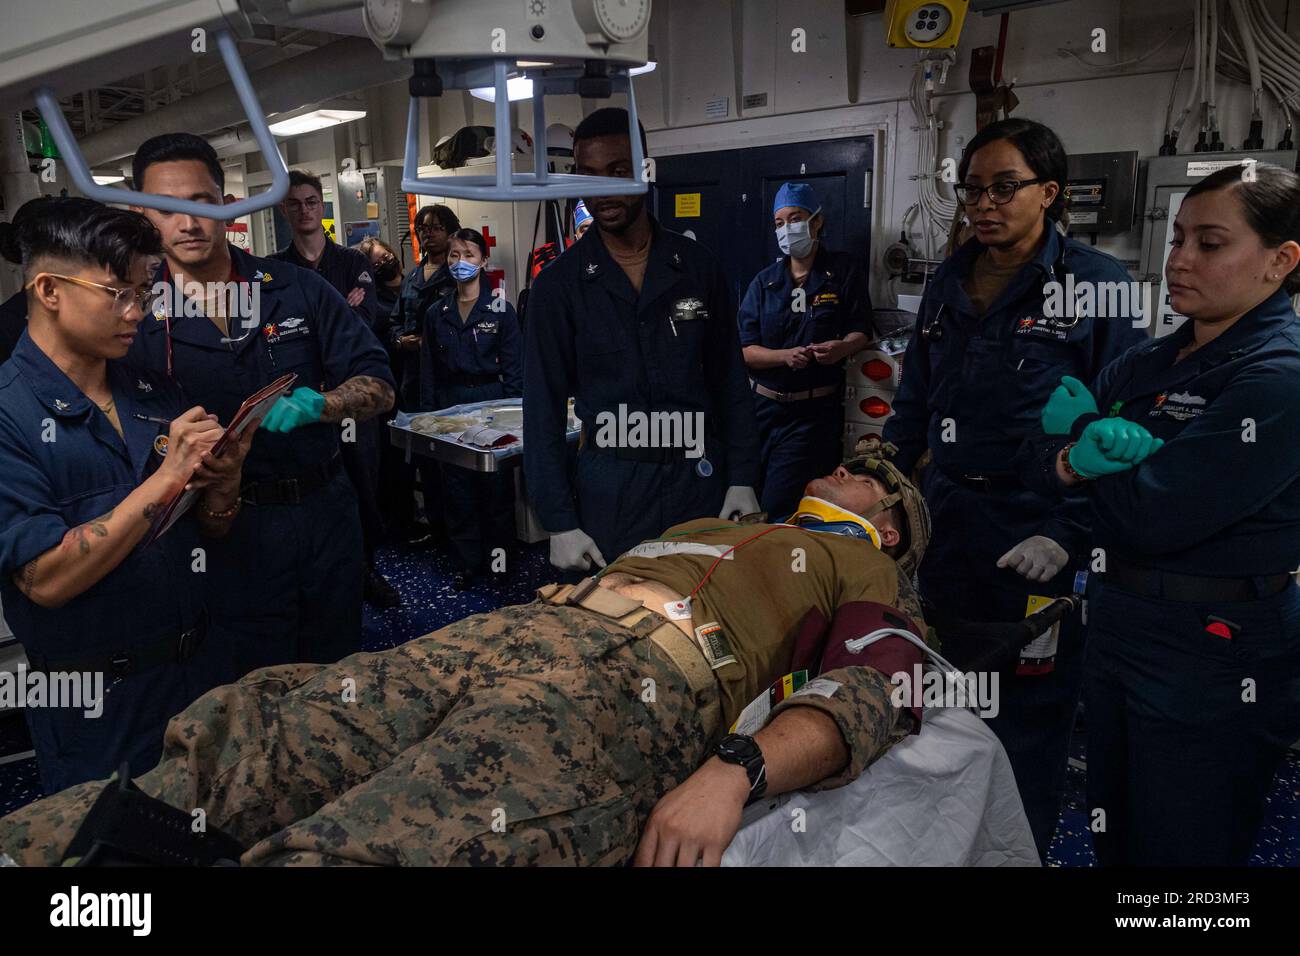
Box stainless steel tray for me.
[388,407,580,473]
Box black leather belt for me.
[1105,556,1294,603]
[29,611,208,678]
[241,453,342,506]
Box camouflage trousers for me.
[0,601,715,866]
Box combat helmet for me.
[840,436,931,575]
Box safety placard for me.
[675,193,702,218]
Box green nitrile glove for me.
[1041,375,1099,435]
[261,387,325,433]
[1070,418,1165,478]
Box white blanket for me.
[722,705,1040,867]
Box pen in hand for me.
[133,414,172,425]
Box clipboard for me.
[142,372,297,547]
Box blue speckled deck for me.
[1,541,1297,866]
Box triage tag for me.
[663,598,693,621]
[1017,594,1060,676]
[694,622,738,670]
[729,670,810,735]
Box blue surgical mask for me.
[776,216,817,257]
[450,260,481,282]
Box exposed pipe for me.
[77,37,408,167]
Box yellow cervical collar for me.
[787,496,882,548]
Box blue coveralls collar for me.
[436,285,499,324]
[145,245,290,353]
[764,242,838,295]
[9,330,166,477]
[10,329,94,420]
[1122,288,1298,400]
[931,228,1063,311]
[578,216,686,308]
[277,234,341,269]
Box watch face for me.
[718,734,759,763]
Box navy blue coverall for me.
[128,245,393,676]
[0,336,229,793]
[738,245,873,518]
[271,238,387,568]
[523,221,761,562]
[1022,288,1300,865]
[419,287,523,574]
[390,260,456,410]
[0,290,24,365]
[882,228,1147,856]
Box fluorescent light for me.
[268,108,367,137]
[92,173,125,185]
[469,77,536,103]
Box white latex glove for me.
[996,535,1069,583]
[718,486,761,521]
[549,528,607,572]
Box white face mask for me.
[776,216,817,257]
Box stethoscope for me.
[152,279,259,379]
[922,243,1075,342]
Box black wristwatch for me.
[714,733,768,805]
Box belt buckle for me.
[240,483,258,507]
[277,478,301,505]
[109,653,135,677]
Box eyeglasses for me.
[416,222,447,235]
[283,198,322,213]
[27,273,153,315]
[954,178,1046,206]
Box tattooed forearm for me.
[14,558,38,597]
[321,375,395,423]
[58,510,114,555]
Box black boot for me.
[363,565,401,608]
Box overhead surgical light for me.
[26,29,290,220]
[469,61,657,103]
[469,76,537,104]
[268,107,368,137]
[364,0,654,201]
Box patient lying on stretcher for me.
[0,439,935,868]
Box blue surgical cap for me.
[774,182,820,215]
[573,200,593,230]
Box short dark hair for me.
[132,132,225,193]
[287,169,323,197]
[415,203,460,234]
[0,198,161,283]
[1185,163,1300,294]
[958,118,1070,223]
[450,228,488,259]
[574,107,648,155]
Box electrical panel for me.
[1064,151,1138,235]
